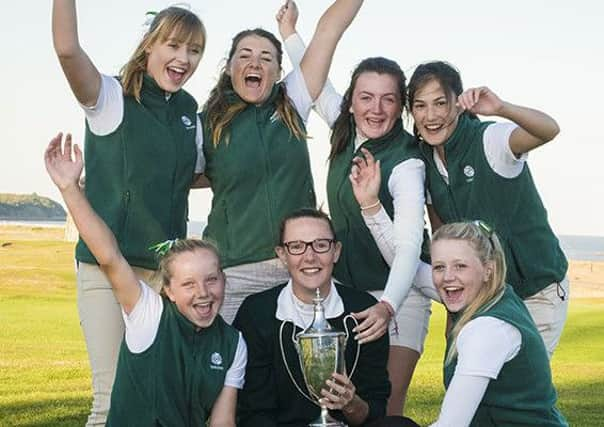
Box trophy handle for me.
[278,319,318,406]
[342,314,361,380]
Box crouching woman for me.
[429,221,567,426]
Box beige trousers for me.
[524,277,570,358]
[76,262,156,426]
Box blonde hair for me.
[150,239,221,292]
[203,28,306,147]
[119,7,206,102]
[432,221,507,365]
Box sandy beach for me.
[1,224,603,298]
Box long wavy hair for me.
[329,57,407,160]
[203,28,305,147]
[432,221,507,365]
[119,7,206,102]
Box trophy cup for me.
[280,288,359,427]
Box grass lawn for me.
[1,227,603,426]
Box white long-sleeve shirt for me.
[284,33,438,311]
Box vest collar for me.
[419,113,475,160]
[141,74,180,106]
[165,296,213,338]
[225,83,280,110]
[351,118,404,155]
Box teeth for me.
[301,268,320,274]
[168,66,186,74]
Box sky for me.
[1,1,603,236]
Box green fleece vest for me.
[107,299,239,427]
[444,285,568,426]
[327,120,424,291]
[76,75,198,270]
[420,114,567,298]
[201,86,316,268]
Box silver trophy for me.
[280,288,359,427]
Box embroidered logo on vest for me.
[463,165,475,182]
[181,115,195,130]
[210,352,224,370]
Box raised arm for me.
[45,133,141,313]
[300,0,363,100]
[52,0,102,106]
[457,86,560,156]
[278,1,344,126]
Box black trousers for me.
[364,415,420,427]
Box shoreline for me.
[1,224,603,298]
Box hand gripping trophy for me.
[280,289,360,427]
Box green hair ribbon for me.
[149,239,178,258]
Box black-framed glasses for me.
[472,220,495,248]
[282,239,335,255]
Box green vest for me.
[107,298,239,426]
[327,120,424,291]
[76,75,198,270]
[201,87,316,268]
[444,285,568,426]
[420,114,567,298]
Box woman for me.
[45,134,246,427]
[408,61,568,356]
[52,1,206,423]
[429,221,567,426]
[200,0,364,324]
[234,208,419,427]
[277,6,438,415]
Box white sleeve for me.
[194,115,205,173]
[82,74,124,136]
[413,260,441,302]
[283,33,342,127]
[455,316,521,379]
[283,68,313,123]
[379,159,426,312]
[223,333,248,389]
[483,122,527,178]
[430,317,521,426]
[430,373,491,427]
[122,281,163,354]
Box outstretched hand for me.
[44,133,83,192]
[457,86,504,116]
[276,0,298,39]
[349,148,381,209]
[351,301,391,344]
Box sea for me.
[2,220,603,262]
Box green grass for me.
[1,235,603,426]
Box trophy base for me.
[308,407,347,427]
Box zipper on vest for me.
[257,107,276,244]
[120,190,131,240]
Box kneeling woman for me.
[45,134,246,426]
[429,221,567,426]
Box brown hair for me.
[203,28,305,147]
[407,60,476,138]
[329,57,406,160]
[432,221,507,365]
[119,7,206,102]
